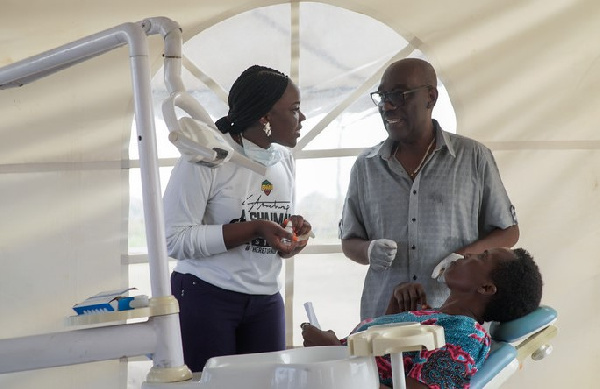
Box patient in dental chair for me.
[301,247,542,389]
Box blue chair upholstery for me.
[490,305,557,343]
[469,305,557,388]
[470,342,517,389]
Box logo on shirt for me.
[228,192,291,254]
[261,180,273,196]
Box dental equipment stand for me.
[0,14,280,385]
[0,17,195,383]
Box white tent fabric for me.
[1,1,598,388]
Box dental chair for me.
[471,305,558,388]
[142,305,558,389]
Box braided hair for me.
[215,65,290,135]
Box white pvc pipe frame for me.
[0,17,191,381]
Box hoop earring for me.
[263,122,272,137]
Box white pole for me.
[128,18,190,379]
[0,18,191,381]
[143,17,186,94]
[0,320,156,374]
[391,352,407,389]
[0,25,132,88]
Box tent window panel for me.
[128,167,172,252]
[292,252,368,346]
[294,156,357,241]
[184,4,293,91]
[297,2,408,138]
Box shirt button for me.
[413,190,417,194]
[411,245,416,250]
[413,275,417,281]
[411,218,416,222]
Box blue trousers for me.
[171,271,285,372]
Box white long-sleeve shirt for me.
[163,140,295,295]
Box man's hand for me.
[368,239,397,271]
[301,323,342,347]
[385,282,430,314]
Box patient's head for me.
[483,247,543,322]
[444,247,543,323]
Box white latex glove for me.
[431,253,464,282]
[367,239,398,271]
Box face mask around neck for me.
[241,137,282,167]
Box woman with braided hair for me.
[163,65,311,372]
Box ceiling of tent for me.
[2,0,599,145]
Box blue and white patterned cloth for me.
[342,311,491,388]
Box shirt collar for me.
[435,120,457,157]
[370,119,456,159]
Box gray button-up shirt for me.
[341,120,518,320]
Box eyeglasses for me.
[370,85,432,107]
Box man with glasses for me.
[340,58,519,321]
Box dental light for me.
[159,20,266,174]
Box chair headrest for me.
[489,305,557,343]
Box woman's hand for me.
[288,215,312,241]
[222,218,312,256]
[253,220,298,254]
[278,215,312,257]
[385,282,430,314]
[300,323,342,347]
